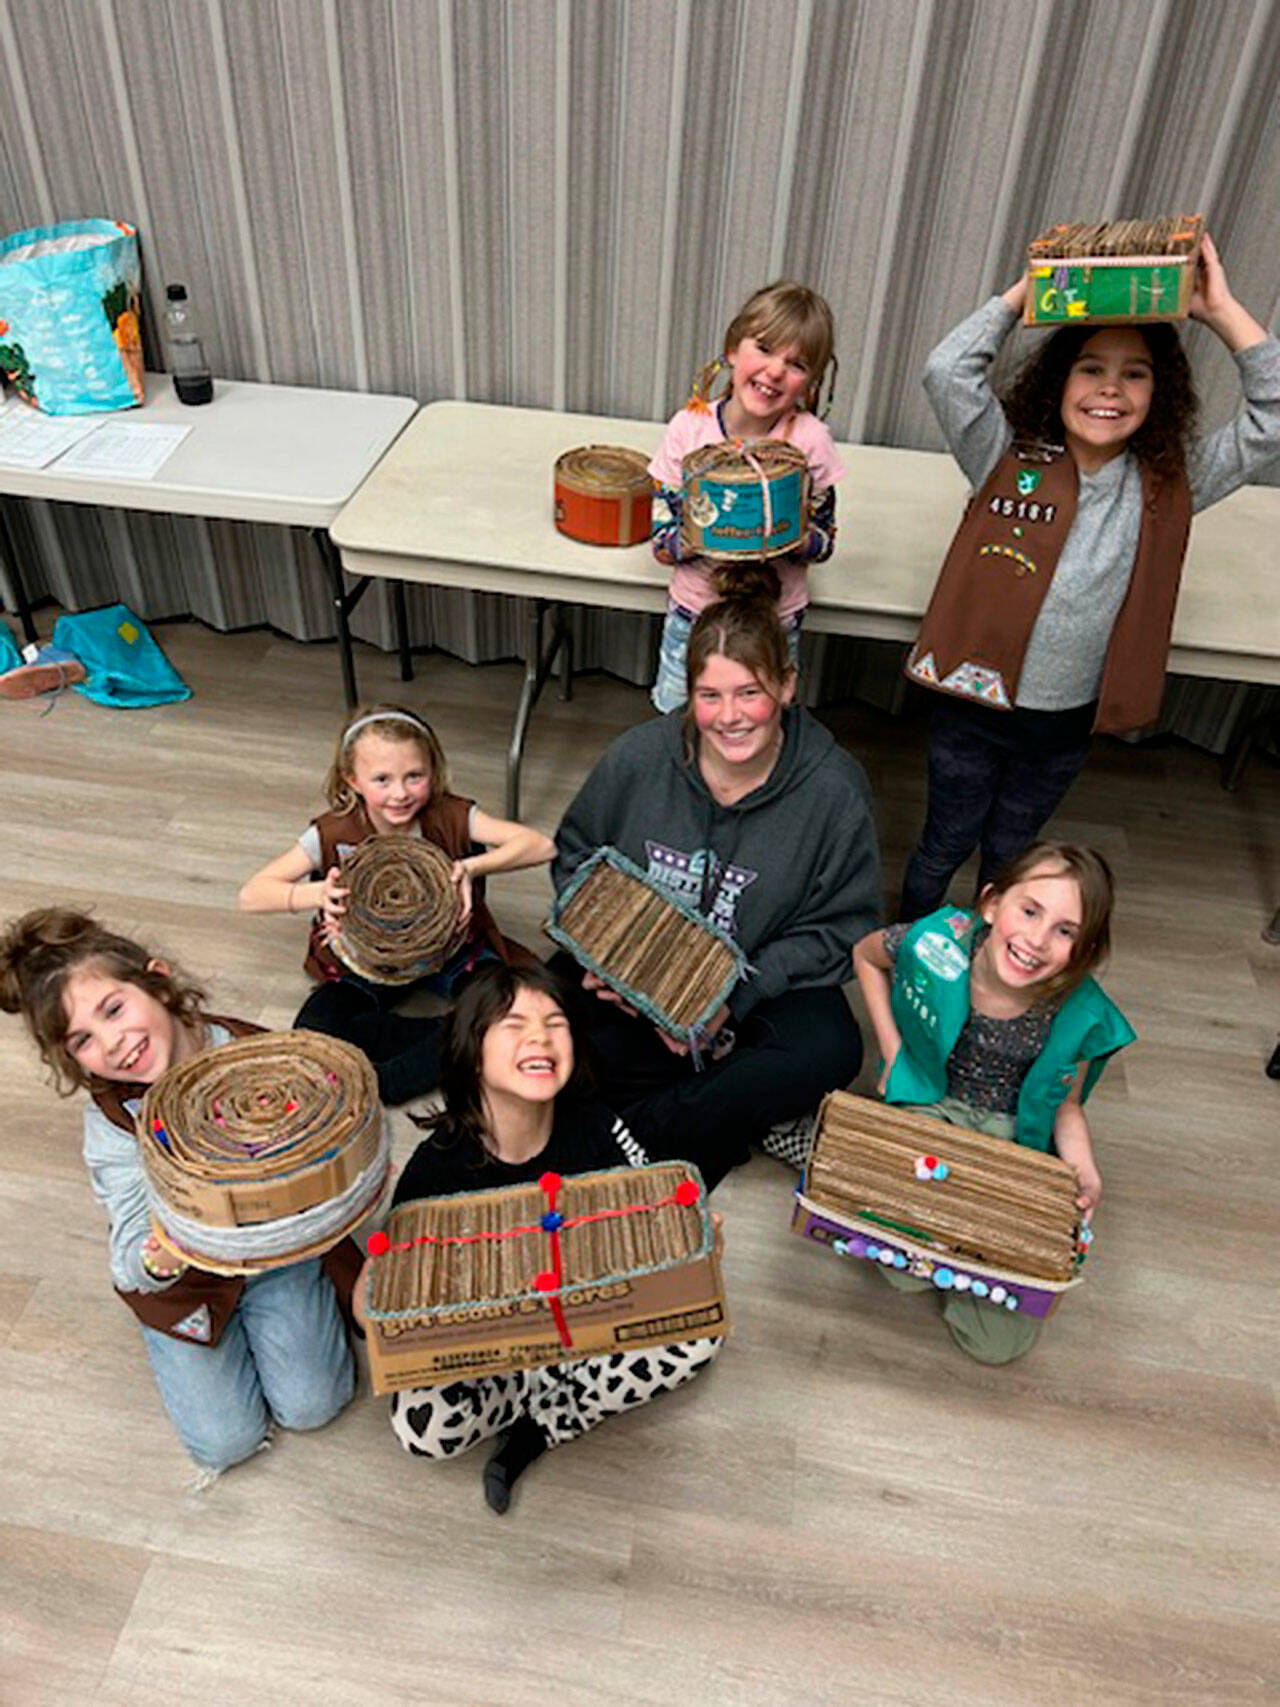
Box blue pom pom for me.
[540,1210,564,1232]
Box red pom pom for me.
[538,1171,562,1195]
[366,1232,391,1258]
[534,1270,558,1293]
[923,1156,939,1170]
[675,1180,700,1207]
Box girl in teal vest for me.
[853,843,1134,1365]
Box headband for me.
[341,710,432,750]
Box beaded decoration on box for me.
[681,438,810,561]
[363,1162,728,1392]
[140,1031,390,1274]
[1025,215,1203,325]
[790,1092,1091,1319]
[331,834,465,985]
[554,444,653,546]
[546,846,748,1059]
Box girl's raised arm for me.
[1185,232,1280,510]
[921,290,1019,488]
[1190,232,1268,354]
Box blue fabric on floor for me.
[52,603,191,707]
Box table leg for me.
[558,616,574,703]
[393,581,413,682]
[1221,686,1277,792]
[0,500,38,644]
[507,598,570,819]
[311,527,368,709]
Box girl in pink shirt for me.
[648,280,845,712]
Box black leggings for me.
[294,977,443,1107]
[550,954,863,1188]
[900,696,1094,920]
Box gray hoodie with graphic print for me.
[553,707,880,1022]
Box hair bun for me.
[0,908,98,1012]
[710,562,782,604]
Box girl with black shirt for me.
[359,962,724,1514]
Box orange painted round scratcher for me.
[554,444,653,545]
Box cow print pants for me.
[389,1337,723,1458]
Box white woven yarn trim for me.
[151,1115,392,1263]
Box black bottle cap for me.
[166,283,189,302]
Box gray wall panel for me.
[339,0,413,398]
[565,0,623,414]
[454,0,512,402]
[392,0,461,402]
[505,0,558,408]
[603,0,681,421]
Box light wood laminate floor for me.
[2,621,1276,1707]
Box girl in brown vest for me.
[240,703,554,1106]
[0,909,357,1483]
[900,232,1279,918]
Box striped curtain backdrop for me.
[1,0,1277,743]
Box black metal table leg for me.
[393,580,412,682]
[558,612,574,702]
[0,499,38,643]
[311,526,375,709]
[506,598,570,819]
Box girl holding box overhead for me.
[900,232,1280,919]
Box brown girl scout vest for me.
[92,1015,360,1345]
[905,446,1192,734]
[303,793,511,981]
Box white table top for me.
[0,375,418,528]
[331,400,1280,683]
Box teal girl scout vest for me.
[883,907,1135,1152]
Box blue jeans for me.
[651,600,803,714]
[141,1259,354,1471]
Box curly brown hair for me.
[0,908,206,1094]
[1001,323,1198,483]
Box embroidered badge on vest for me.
[169,1303,213,1343]
[913,931,968,981]
[937,661,1011,707]
[906,647,1013,709]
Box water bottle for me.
[163,282,214,405]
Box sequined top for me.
[883,922,1056,1115]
